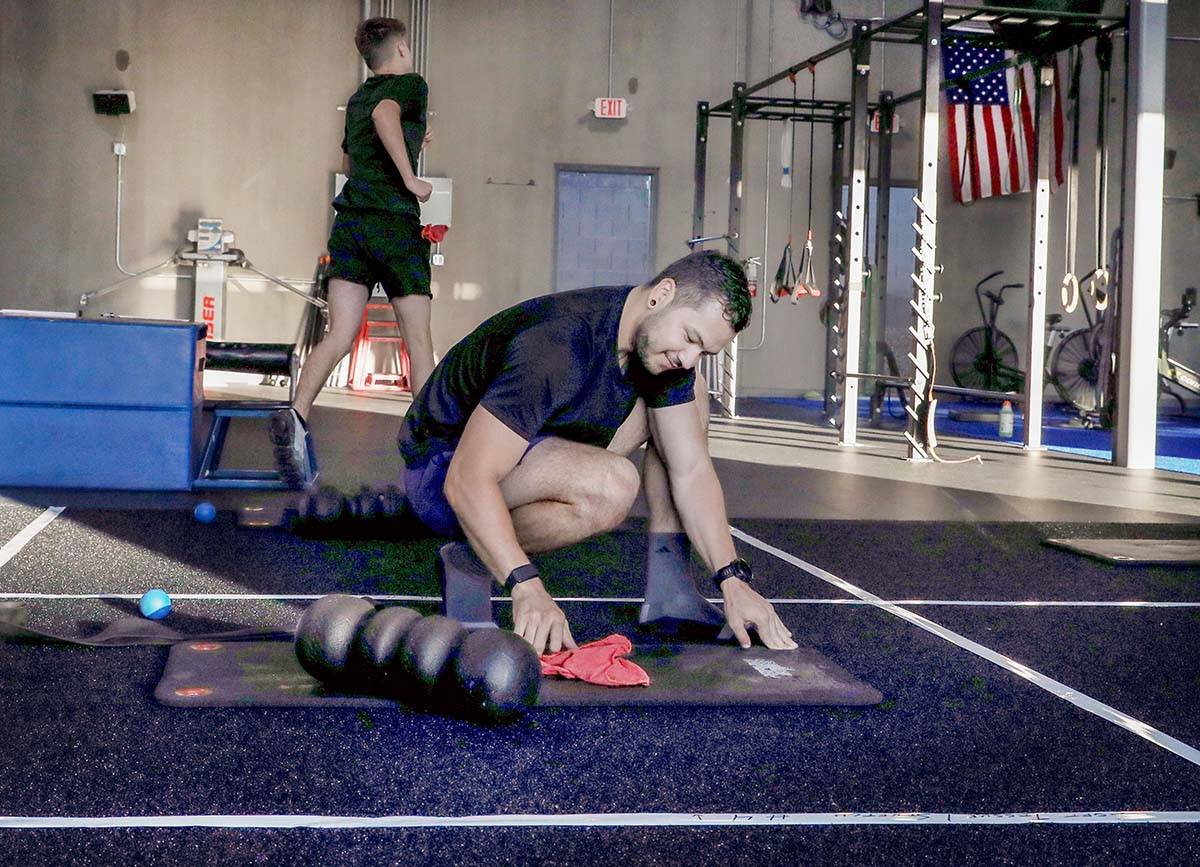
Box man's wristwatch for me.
[712,558,752,593]
[504,563,541,592]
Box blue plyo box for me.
[0,315,207,490]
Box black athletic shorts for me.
[326,209,432,300]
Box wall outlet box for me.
[93,89,135,116]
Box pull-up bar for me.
[710,2,1125,115]
[706,96,855,125]
[890,15,1126,109]
[708,8,927,114]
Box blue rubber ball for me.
[139,589,173,620]
[193,501,217,524]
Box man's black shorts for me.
[326,209,432,300]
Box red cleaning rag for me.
[540,634,650,687]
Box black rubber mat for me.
[155,639,883,708]
[0,607,288,646]
[1044,538,1200,564]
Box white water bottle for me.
[999,400,1014,439]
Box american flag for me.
[943,38,1064,204]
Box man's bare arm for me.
[371,99,432,201]
[443,406,577,654]
[649,400,796,650]
[443,406,533,584]
[647,400,736,572]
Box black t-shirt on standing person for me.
[398,286,698,469]
[333,73,427,216]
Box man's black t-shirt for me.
[333,73,427,216]
[398,286,697,469]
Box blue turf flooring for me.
[743,396,1200,475]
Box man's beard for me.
[634,309,665,371]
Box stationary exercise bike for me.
[1047,284,1200,417]
[951,270,1074,401]
[1158,287,1200,412]
[950,271,1026,393]
[1046,262,1116,417]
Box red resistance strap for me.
[421,224,449,244]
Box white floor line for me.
[0,593,448,603]
[3,592,1200,609]
[0,810,1198,830]
[873,600,1200,608]
[730,526,1200,770]
[0,508,63,570]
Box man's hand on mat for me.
[512,579,578,656]
[721,580,798,650]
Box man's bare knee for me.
[324,331,357,358]
[403,330,433,353]
[586,456,640,531]
[322,315,362,353]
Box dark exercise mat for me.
[1044,538,1200,565]
[0,605,290,647]
[155,640,883,708]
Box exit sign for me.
[592,97,627,119]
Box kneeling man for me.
[398,250,796,655]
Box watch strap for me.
[713,558,752,593]
[504,563,540,591]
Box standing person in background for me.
[272,16,435,485]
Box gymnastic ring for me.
[1060,273,1080,313]
[1091,269,1111,311]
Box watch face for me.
[716,559,752,585]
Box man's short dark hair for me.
[650,251,751,332]
[355,17,407,71]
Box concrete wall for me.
[1,0,1197,391]
[0,0,357,340]
[424,0,748,351]
[423,0,902,396]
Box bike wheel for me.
[950,327,1024,392]
[1049,328,1100,412]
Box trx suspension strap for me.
[792,63,822,301]
[1084,33,1113,312]
[1061,46,1082,313]
[771,72,801,303]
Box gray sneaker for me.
[268,408,310,489]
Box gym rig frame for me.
[692,1,1166,468]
